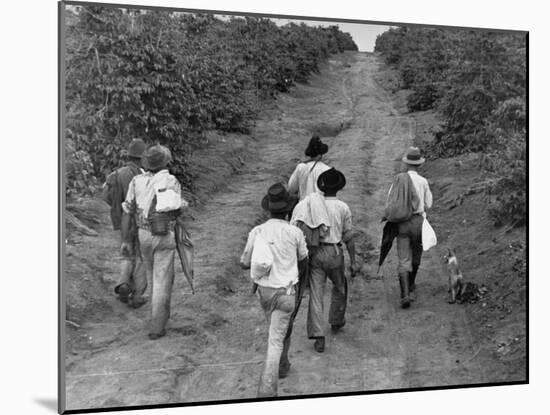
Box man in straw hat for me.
[240,183,308,397]
[305,168,357,353]
[102,138,147,307]
[389,147,433,308]
[122,144,186,339]
[288,134,332,201]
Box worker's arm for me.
[120,212,134,257]
[344,237,358,277]
[424,182,433,210]
[288,164,301,195]
[120,178,137,254]
[342,206,358,277]
[239,228,257,270]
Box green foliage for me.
[65,6,357,198]
[375,27,526,227]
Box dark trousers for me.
[397,214,423,288]
[307,245,347,339]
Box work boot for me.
[409,265,419,293]
[399,274,411,309]
[331,322,346,334]
[114,283,132,304]
[279,362,291,379]
[148,329,166,340]
[314,337,325,353]
[129,296,148,309]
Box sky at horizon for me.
[271,18,391,52]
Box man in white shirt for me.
[288,135,331,200]
[240,183,308,397]
[302,168,358,353]
[395,147,433,307]
[122,144,184,340]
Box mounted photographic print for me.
[59,1,528,413]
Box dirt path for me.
[65,52,486,410]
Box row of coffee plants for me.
[374,27,526,226]
[65,6,357,198]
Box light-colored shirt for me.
[122,169,184,226]
[288,160,331,200]
[320,197,353,244]
[407,170,432,214]
[290,193,330,230]
[240,219,308,288]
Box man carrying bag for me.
[381,147,433,308]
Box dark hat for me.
[317,168,346,193]
[142,144,172,171]
[128,138,146,158]
[402,146,425,165]
[261,183,298,213]
[304,135,329,158]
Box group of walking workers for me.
[101,133,432,398]
[240,135,433,397]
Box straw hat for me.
[402,147,425,165]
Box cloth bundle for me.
[290,193,331,238]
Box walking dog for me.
[444,248,465,304]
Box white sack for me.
[155,188,183,212]
[422,216,437,251]
[250,234,273,281]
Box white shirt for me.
[288,160,331,200]
[320,197,353,244]
[122,169,184,225]
[407,170,433,214]
[240,219,308,288]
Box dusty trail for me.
[65,53,485,410]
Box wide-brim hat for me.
[317,168,346,193]
[128,138,146,158]
[261,183,298,213]
[142,144,172,171]
[305,135,329,158]
[402,146,425,165]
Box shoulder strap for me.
[308,160,320,173]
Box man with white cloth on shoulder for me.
[240,183,308,397]
[295,168,358,353]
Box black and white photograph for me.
[59,0,527,413]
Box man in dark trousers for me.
[240,183,308,397]
[391,147,433,308]
[306,168,357,353]
[102,138,147,307]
